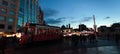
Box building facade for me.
[0,0,43,33]
[38,7,44,25]
[18,0,39,27]
[0,0,19,33]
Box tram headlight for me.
[68,34,72,36]
[16,33,22,38]
[63,34,67,37]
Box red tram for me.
[17,23,63,45]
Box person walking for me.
[0,36,6,54]
[72,34,79,46]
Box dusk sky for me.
[39,0,120,28]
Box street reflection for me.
[0,36,120,54]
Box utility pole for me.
[93,15,97,41]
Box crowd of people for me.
[64,32,120,46]
[64,33,97,46]
[0,35,18,54]
[0,36,6,54]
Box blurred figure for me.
[79,34,87,44]
[0,36,6,54]
[107,33,110,40]
[115,33,119,43]
[82,34,87,43]
[13,35,19,47]
[72,34,79,46]
[89,33,96,43]
[79,34,83,43]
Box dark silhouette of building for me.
[111,23,120,30]
[68,24,71,29]
[98,26,108,32]
[98,23,120,37]
[38,7,44,25]
[79,24,89,31]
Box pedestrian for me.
[72,34,78,46]
[107,33,110,40]
[79,34,83,43]
[0,36,6,54]
[13,35,18,46]
[80,34,85,44]
[88,34,92,43]
[83,34,87,43]
[115,33,119,43]
[89,33,95,43]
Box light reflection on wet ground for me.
[15,45,120,54]
[55,46,120,54]
[1,38,120,54]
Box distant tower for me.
[93,15,97,40]
[93,15,97,32]
[79,22,81,31]
[66,25,68,28]
[68,24,70,29]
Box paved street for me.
[1,37,120,54]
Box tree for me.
[61,25,66,30]
[111,23,120,28]
[79,24,88,31]
[98,26,107,32]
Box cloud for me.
[104,16,110,19]
[45,17,75,25]
[43,8,59,17]
[57,17,66,20]
[80,17,92,23]
[70,17,92,23]
[71,21,77,23]
[57,17,74,20]
[45,17,92,25]
[45,18,62,24]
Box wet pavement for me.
[1,37,120,54]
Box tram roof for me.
[29,23,60,29]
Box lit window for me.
[9,11,15,15]
[8,18,14,22]
[0,15,5,21]
[10,4,15,8]
[2,1,8,6]
[1,8,7,13]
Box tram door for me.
[27,26,36,43]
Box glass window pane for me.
[9,11,15,15]
[8,18,14,22]
[10,4,15,8]
[2,1,8,6]
[0,15,5,21]
[1,8,7,13]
